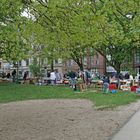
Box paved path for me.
[112,109,140,140]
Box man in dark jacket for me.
[103,76,110,93]
[68,71,77,91]
[12,69,16,82]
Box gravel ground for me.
[0,99,140,140]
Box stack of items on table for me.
[106,73,140,93]
[109,79,131,93]
[130,77,140,93]
[119,79,140,93]
[0,78,10,83]
[131,84,140,93]
[120,80,131,91]
[76,77,87,92]
[119,79,140,94]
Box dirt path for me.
[0,99,140,140]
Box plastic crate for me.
[109,84,117,90]
[131,86,138,92]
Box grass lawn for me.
[0,83,140,108]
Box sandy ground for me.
[0,99,140,140]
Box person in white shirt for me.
[50,71,56,85]
[129,74,134,86]
[129,75,133,81]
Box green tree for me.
[27,0,96,71]
[0,0,32,62]
[19,0,140,73]
[89,0,140,73]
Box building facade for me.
[134,50,140,74]
[63,52,106,75]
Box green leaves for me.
[0,0,32,62]
[1,0,140,73]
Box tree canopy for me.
[1,0,140,72]
[0,0,32,62]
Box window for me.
[26,59,29,66]
[41,59,44,65]
[67,60,73,67]
[83,57,87,66]
[96,60,99,65]
[58,59,62,64]
[19,61,22,66]
[134,51,140,63]
[106,55,111,61]
[91,57,94,65]
[55,59,58,64]
[96,54,98,59]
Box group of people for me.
[1,69,17,82]
[46,69,92,86]
[63,70,96,91]
[102,72,140,93]
[46,70,62,85]
[3,68,140,94]
[1,70,28,82]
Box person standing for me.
[129,74,134,86]
[50,71,56,85]
[55,70,62,84]
[23,71,28,83]
[6,72,11,79]
[68,71,77,91]
[12,69,16,82]
[103,76,110,93]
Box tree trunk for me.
[79,63,84,71]
[76,60,84,71]
[114,63,121,74]
[51,60,54,71]
[72,56,84,71]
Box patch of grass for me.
[0,83,140,108]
